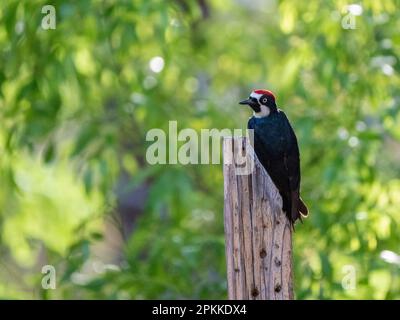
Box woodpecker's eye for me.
[260,95,268,105]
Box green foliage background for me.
[1,0,400,299]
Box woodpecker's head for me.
[239,89,277,118]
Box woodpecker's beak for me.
[239,98,258,109]
[239,98,251,105]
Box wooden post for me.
[223,137,294,300]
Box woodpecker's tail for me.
[291,193,309,223]
[298,197,308,217]
[281,191,309,225]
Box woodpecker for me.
[239,89,308,224]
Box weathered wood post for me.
[223,136,294,300]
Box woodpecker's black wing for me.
[279,111,302,222]
[248,112,308,224]
[280,111,300,189]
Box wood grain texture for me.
[223,137,294,300]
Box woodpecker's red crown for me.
[253,89,276,101]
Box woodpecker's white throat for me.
[253,105,270,118]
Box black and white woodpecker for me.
[239,89,308,224]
